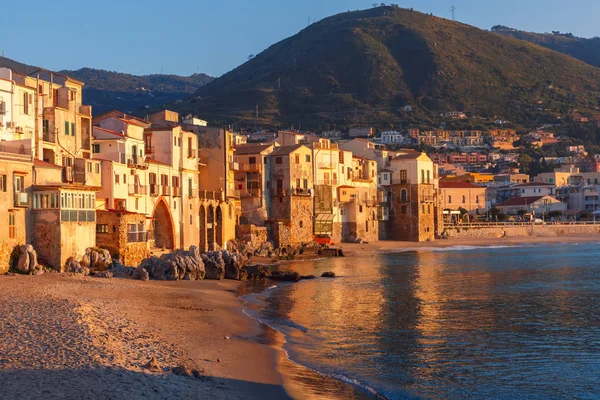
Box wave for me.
[383,244,540,254]
[240,298,391,400]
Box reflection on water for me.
[241,244,600,400]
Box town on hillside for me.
[0,66,599,271]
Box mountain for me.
[492,26,600,69]
[174,6,600,130]
[59,68,213,115]
[0,56,213,115]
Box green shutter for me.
[64,121,69,135]
[71,122,75,136]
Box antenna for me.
[451,5,456,21]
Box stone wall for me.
[96,210,149,267]
[444,224,600,239]
[236,224,268,248]
[289,196,313,245]
[266,221,291,248]
[388,184,435,242]
[331,222,342,244]
[30,210,62,270]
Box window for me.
[172,176,180,187]
[188,177,193,197]
[95,163,100,174]
[359,205,363,213]
[295,154,300,164]
[303,179,308,189]
[23,92,31,115]
[402,205,407,214]
[462,195,466,204]
[115,174,120,184]
[275,157,282,164]
[249,156,256,164]
[427,170,431,184]
[299,220,303,228]
[43,119,49,135]
[92,144,100,153]
[64,121,70,136]
[296,178,300,188]
[306,155,311,163]
[400,170,407,184]
[188,137,193,158]
[8,212,15,239]
[421,170,425,184]
[0,175,6,192]
[14,175,24,193]
[123,174,127,184]
[422,204,426,214]
[448,195,452,204]
[71,122,76,136]
[161,174,168,186]
[401,189,407,203]
[173,137,177,146]
[96,224,109,234]
[87,163,92,173]
[476,195,479,203]
[149,173,157,185]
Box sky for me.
[1,0,599,78]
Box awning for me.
[443,210,461,215]
[315,213,335,221]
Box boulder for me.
[65,257,90,276]
[144,357,161,372]
[201,251,225,280]
[243,264,271,280]
[172,365,193,377]
[139,246,206,281]
[16,246,30,274]
[108,261,136,278]
[84,248,112,272]
[223,251,247,280]
[269,271,301,282]
[321,271,336,278]
[301,275,316,280]
[132,266,149,281]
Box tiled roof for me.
[269,144,304,156]
[439,181,485,189]
[497,196,544,207]
[33,160,62,169]
[235,143,273,155]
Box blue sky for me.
[1,0,598,77]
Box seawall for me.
[443,224,600,239]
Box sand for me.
[0,274,290,400]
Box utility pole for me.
[451,5,456,21]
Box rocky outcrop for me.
[222,251,248,281]
[321,271,336,278]
[132,266,149,281]
[93,270,113,279]
[269,271,301,282]
[201,251,225,280]
[13,245,39,274]
[139,246,205,281]
[107,262,136,278]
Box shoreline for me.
[0,235,596,399]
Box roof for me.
[269,144,305,156]
[146,159,171,166]
[497,196,544,207]
[439,181,485,189]
[235,143,273,155]
[514,182,555,187]
[33,160,62,169]
[338,185,355,189]
[93,126,125,138]
[392,152,423,161]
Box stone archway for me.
[199,205,207,252]
[216,205,223,248]
[207,204,215,250]
[152,198,175,249]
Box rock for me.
[321,271,336,278]
[32,267,44,276]
[64,257,90,276]
[243,264,271,280]
[192,370,209,380]
[269,271,301,282]
[144,357,161,372]
[300,275,316,280]
[16,246,30,274]
[201,251,225,280]
[132,266,149,281]
[93,270,113,279]
[223,251,247,280]
[85,247,112,272]
[172,365,193,377]
[140,246,205,281]
[108,261,136,278]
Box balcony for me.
[272,188,312,197]
[14,192,28,208]
[0,143,33,162]
[149,184,159,196]
[318,162,336,169]
[126,154,146,168]
[172,187,182,197]
[198,190,224,201]
[229,162,239,171]
[242,188,261,197]
[317,179,338,186]
[128,184,147,196]
[237,163,263,172]
[161,186,171,196]
[79,105,92,117]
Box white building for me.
[380,131,404,144]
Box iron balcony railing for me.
[128,185,147,196]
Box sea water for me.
[240,243,600,399]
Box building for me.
[349,127,374,138]
[385,151,438,242]
[439,181,487,215]
[321,130,342,139]
[496,195,566,216]
[265,145,314,247]
[380,131,404,144]
[234,143,276,226]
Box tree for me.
[517,209,528,218]
[489,207,501,217]
[580,210,593,221]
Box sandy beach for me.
[1,234,598,399]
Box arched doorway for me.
[152,199,174,249]
[199,205,207,252]
[207,204,215,250]
[216,205,223,248]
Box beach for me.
[1,234,599,399]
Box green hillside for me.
[175,6,600,130]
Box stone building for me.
[96,210,149,266]
[266,144,314,247]
[385,151,438,242]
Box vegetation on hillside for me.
[174,6,600,131]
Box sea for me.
[238,242,600,400]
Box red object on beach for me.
[313,234,334,245]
